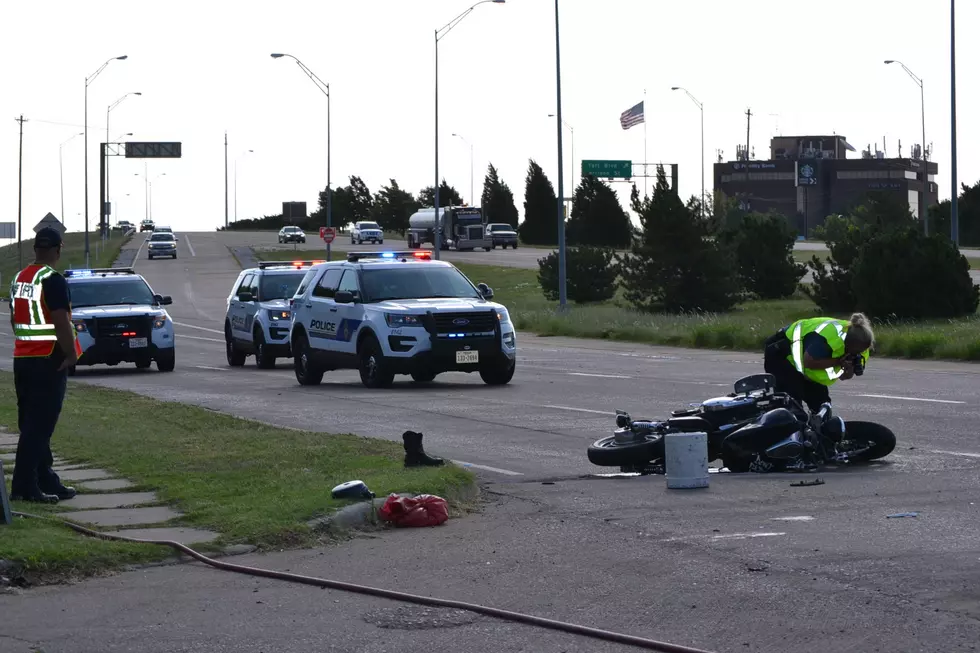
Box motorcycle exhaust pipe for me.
[765,431,805,459]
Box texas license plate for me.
[456,350,479,364]
[129,338,148,348]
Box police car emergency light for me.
[346,251,432,262]
[64,267,137,278]
[256,260,325,269]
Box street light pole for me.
[884,59,928,235]
[434,0,506,259]
[60,132,84,222]
[950,0,959,246]
[235,150,254,222]
[554,0,566,310]
[84,54,128,268]
[452,134,474,205]
[548,114,574,195]
[271,53,332,260]
[671,87,705,213]
[106,92,141,236]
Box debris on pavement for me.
[331,480,375,500]
[886,512,919,519]
[379,493,450,528]
[790,478,825,487]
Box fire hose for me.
[14,510,716,653]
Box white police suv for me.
[288,251,517,388]
[64,267,176,373]
[224,260,322,369]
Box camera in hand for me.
[847,354,865,376]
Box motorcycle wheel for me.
[587,434,664,467]
[838,421,897,462]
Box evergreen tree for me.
[417,181,464,208]
[519,159,559,245]
[480,163,519,228]
[371,179,419,234]
[566,175,633,247]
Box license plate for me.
[129,338,148,348]
[456,350,479,364]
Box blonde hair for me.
[846,312,875,351]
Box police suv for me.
[64,267,176,373]
[224,260,322,368]
[288,251,517,388]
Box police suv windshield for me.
[360,266,480,302]
[150,233,175,242]
[70,279,156,308]
[259,272,307,300]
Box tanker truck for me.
[406,206,491,251]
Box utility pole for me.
[950,0,959,246]
[16,115,27,270]
[224,132,229,229]
[745,108,752,161]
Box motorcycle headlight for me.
[268,310,291,321]
[153,317,168,329]
[385,313,424,327]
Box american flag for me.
[619,101,644,130]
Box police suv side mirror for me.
[477,283,494,300]
[161,295,173,306]
[334,290,354,304]
[239,292,254,302]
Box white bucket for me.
[665,432,710,489]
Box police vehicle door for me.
[307,267,344,353]
[332,269,363,355]
[241,274,263,343]
[230,273,255,341]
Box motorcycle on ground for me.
[587,373,897,474]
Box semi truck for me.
[406,206,491,251]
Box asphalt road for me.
[1,230,979,652]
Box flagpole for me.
[643,89,648,198]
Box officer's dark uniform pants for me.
[763,329,831,414]
[11,357,67,494]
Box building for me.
[713,135,938,236]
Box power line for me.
[20,117,109,130]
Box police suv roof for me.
[64,268,142,281]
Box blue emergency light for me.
[347,251,432,262]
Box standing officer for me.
[8,227,82,503]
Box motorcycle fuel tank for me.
[722,407,803,458]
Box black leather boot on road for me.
[403,431,445,467]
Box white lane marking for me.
[177,334,225,344]
[544,404,611,416]
[174,321,225,335]
[711,532,786,541]
[856,394,966,405]
[771,516,815,522]
[183,235,196,257]
[133,234,148,261]
[567,372,629,379]
[451,460,524,476]
[928,449,980,459]
[195,365,228,371]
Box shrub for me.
[851,228,979,319]
[537,246,619,304]
[719,212,806,299]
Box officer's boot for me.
[403,431,445,468]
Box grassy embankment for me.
[0,375,474,581]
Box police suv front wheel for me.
[157,350,175,372]
[358,335,394,389]
[480,357,515,386]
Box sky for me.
[1,0,976,239]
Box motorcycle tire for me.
[587,434,665,467]
[840,421,896,462]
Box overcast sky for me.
[1,0,975,238]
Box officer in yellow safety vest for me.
[8,227,83,503]
[762,312,874,413]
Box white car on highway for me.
[224,260,322,368]
[350,221,384,245]
[288,251,516,388]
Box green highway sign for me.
[581,159,632,179]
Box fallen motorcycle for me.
[586,373,896,474]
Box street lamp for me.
[434,0,506,259]
[271,53,332,259]
[235,149,254,222]
[671,86,705,214]
[60,132,84,222]
[547,113,574,193]
[950,0,959,246]
[553,0,567,309]
[884,59,929,235]
[451,134,474,205]
[106,92,141,236]
[84,54,128,267]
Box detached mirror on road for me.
[239,292,254,303]
[477,283,494,300]
[334,290,354,304]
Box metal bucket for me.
[665,432,710,489]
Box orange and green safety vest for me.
[10,264,83,359]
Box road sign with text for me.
[125,142,182,158]
[581,160,632,179]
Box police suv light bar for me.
[64,267,136,277]
[257,260,325,269]
[347,251,432,262]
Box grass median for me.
[0,372,474,580]
[453,262,980,362]
[0,231,129,291]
